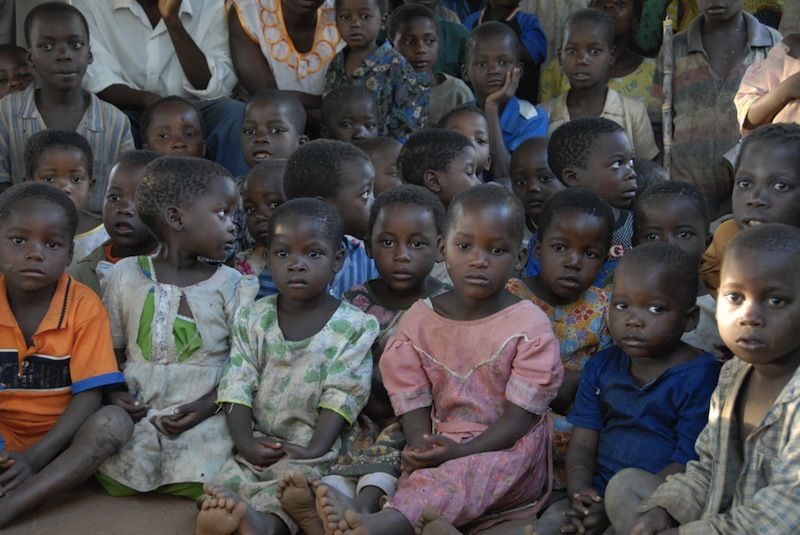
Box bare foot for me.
[277,472,325,535]
[417,506,461,535]
[314,481,357,535]
[196,484,248,535]
[334,509,371,535]
[523,525,538,535]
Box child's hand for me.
[239,436,285,468]
[159,400,216,436]
[561,488,607,534]
[403,434,465,470]
[280,442,317,460]
[485,67,521,111]
[108,391,149,422]
[0,451,34,497]
[629,507,677,535]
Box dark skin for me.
[589,0,644,79]
[700,7,748,82]
[744,33,800,128]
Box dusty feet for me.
[416,507,462,535]
[314,482,357,535]
[334,509,371,535]
[196,484,248,535]
[277,472,325,535]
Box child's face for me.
[103,162,155,251]
[27,13,91,92]
[590,0,638,38]
[243,174,286,246]
[717,249,800,368]
[464,34,519,101]
[393,17,439,76]
[323,100,379,142]
[144,102,205,157]
[241,100,303,168]
[369,141,403,196]
[567,131,637,209]
[368,203,441,293]
[560,20,615,90]
[635,198,708,263]
[431,145,479,206]
[698,0,745,22]
[268,216,343,301]
[732,140,800,229]
[336,0,385,50]
[443,111,491,175]
[0,51,33,99]
[179,176,239,261]
[0,200,73,292]
[30,147,92,212]
[327,158,375,239]
[609,264,695,359]
[510,141,563,224]
[535,211,607,303]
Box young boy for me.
[0,44,34,99]
[390,4,474,126]
[283,139,379,297]
[649,0,781,219]
[627,224,800,535]
[402,0,470,77]
[0,3,134,210]
[320,85,380,142]
[325,0,429,141]
[68,150,160,296]
[543,8,658,161]
[354,137,403,195]
[141,96,205,158]
[463,22,548,181]
[241,90,308,169]
[0,182,130,528]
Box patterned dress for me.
[212,295,378,533]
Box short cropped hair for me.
[321,85,377,126]
[24,2,89,47]
[24,129,94,178]
[398,129,473,185]
[267,197,344,250]
[633,158,669,193]
[335,0,388,13]
[247,89,307,133]
[538,188,614,253]
[369,184,446,236]
[140,95,204,139]
[548,117,624,181]
[244,159,288,190]
[388,4,437,39]
[446,183,525,244]
[617,242,698,310]
[563,8,615,48]
[114,149,162,169]
[136,157,233,239]
[736,123,800,175]
[725,223,800,266]
[353,137,401,158]
[437,104,486,128]
[634,180,710,237]
[284,140,371,199]
[465,21,522,64]
[0,181,78,238]
[0,44,27,63]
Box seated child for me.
[554,243,721,535]
[390,4,474,126]
[403,0,470,78]
[283,140,379,298]
[0,3,134,208]
[233,159,288,299]
[68,150,160,296]
[508,136,564,276]
[354,137,403,195]
[628,224,800,535]
[141,96,205,158]
[463,22,548,180]
[314,183,564,534]
[241,90,308,170]
[24,129,109,267]
[438,104,492,178]
[0,183,129,528]
[196,198,379,535]
[98,157,258,499]
[543,9,658,161]
[701,123,800,295]
[506,187,614,494]
[0,44,33,99]
[325,0,429,141]
[321,85,380,142]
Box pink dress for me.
[379,299,563,527]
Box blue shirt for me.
[329,237,379,299]
[568,346,721,495]
[497,96,548,152]
[464,9,547,64]
[440,0,482,22]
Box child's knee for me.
[77,405,134,452]
[605,468,657,513]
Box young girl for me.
[315,184,564,535]
[196,198,379,535]
[98,157,258,498]
[439,105,491,178]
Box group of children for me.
[2,0,800,534]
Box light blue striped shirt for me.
[329,236,379,299]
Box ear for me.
[332,246,345,274]
[683,304,700,333]
[423,170,442,193]
[201,141,207,158]
[434,234,444,262]
[87,48,94,66]
[533,239,542,261]
[461,63,470,83]
[165,206,184,231]
[609,45,618,65]
[66,240,75,267]
[26,50,33,68]
[319,124,329,139]
[562,166,581,187]
[515,244,528,271]
[364,235,374,258]
[298,134,309,146]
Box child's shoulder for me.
[336,298,381,331]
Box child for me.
[233,159,288,299]
[438,104,492,177]
[403,0,470,79]
[98,157,258,499]
[633,157,669,194]
[313,183,563,534]
[0,44,33,99]
[649,0,781,219]
[68,150,160,296]
[284,140,379,298]
[325,0,429,141]
[463,22,548,180]
[558,243,720,535]
[196,198,379,535]
[241,90,308,169]
[354,137,403,195]
[0,182,130,528]
[320,85,380,142]
[634,180,726,359]
[628,224,800,535]
[701,123,800,295]
[24,129,109,267]
[543,9,657,161]
[141,96,205,158]
[0,3,134,209]
[389,4,474,126]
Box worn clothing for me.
[72,225,110,269]
[429,73,474,127]
[539,57,657,104]
[495,96,549,152]
[701,219,739,294]
[330,237,379,299]
[233,244,276,299]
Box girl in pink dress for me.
[315,184,564,535]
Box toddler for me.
[353,137,403,195]
[141,96,205,158]
[241,90,307,169]
[0,44,33,99]
[438,104,492,178]
[321,85,380,142]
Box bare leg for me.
[604,468,664,535]
[354,486,386,514]
[316,483,413,535]
[416,506,462,535]
[277,472,325,535]
[0,406,133,528]
[197,484,291,535]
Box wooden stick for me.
[661,16,674,178]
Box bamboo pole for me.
[662,16,674,178]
